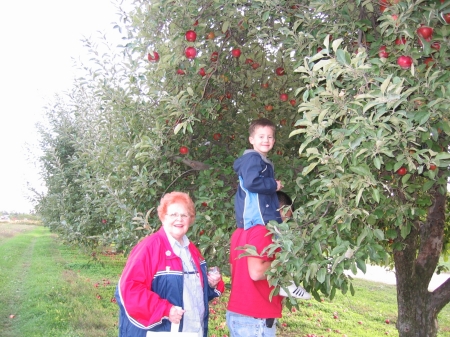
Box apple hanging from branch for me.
[185,47,197,59]
[179,146,189,155]
[185,30,197,42]
[147,51,160,62]
[279,93,289,101]
[417,25,433,40]
[397,56,413,69]
[275,67,285,76]
[231,48,241,58]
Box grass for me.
[0,224,449,337]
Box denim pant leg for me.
[226,310,276,337]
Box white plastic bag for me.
[146,323,198,337]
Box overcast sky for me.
[0,0,128,213]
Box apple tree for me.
[36,0,450,336]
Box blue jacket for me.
[234,150,281,229]
[115,227,224,337]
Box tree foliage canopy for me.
[37,0,450,334]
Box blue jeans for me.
[226,311,276,337]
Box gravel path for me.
[347,264,449,291]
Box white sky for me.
[0,0,127,213]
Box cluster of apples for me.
[379,0,447,70]
[147,26,288,82]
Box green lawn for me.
[0,225,449,337]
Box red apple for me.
[211,51,219,62]
[101,219,107,224]
[179,146,189,155]
[385,319,390,324]
[397,56,413,69]
[275,67,285,76]
[280,93,289,101]
[289,99,296,106]
[185,47,197,59]
[442,13,450,24]
[252,62,260,69]
[201,202,208,207]
[213,133,221,140]
[417,25,433,40]
[193,20,199,26]
[231,49,241,58]
[265,105,273,112]
[198,68,206,77]
[185,30,197,42]
[396,167,407,176]
[424,57,434,67]
[429,164,437,171]
[395,37,407,45]
[261,82,269,89]
[391,14,398,21]
[147,51,160,62]
[177,69,186,75]
[379,46,389,58]
[431,42,440,50]
[245,58,254,64]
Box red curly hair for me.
[157,191,196,225]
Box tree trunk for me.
[394,188,450,337]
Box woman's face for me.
[162,202,192,243]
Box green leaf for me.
[422,180,435,192]
[222,21,230,33]
[349,164,371,177]
[435,152,450,161]
[173,122,184,135]
[373,156,381,170]
[372,188,380,203]
[316,268,327,283]
[355,188,364,207]
[380,75,392,95]
[400,223,411,239]
[336,49,351,66]
[356,258,366,274]
[302,161,319,176]
[373,229,384,241]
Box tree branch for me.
[430,277,450,313]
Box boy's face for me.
[249,126,275,156]
[280,207,292,222]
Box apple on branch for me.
[147,51,160,62]
[397,56,413,69]
[185,30,197,42]
[179,146,189,155]
[231,48,241,58]
[185,47,197,59]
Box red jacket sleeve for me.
[118,236,173,328]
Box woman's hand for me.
[168,306,185,324]
[207,267,221,288]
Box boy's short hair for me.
[249,118,276,136]
[276,191,292,208]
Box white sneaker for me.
[279,281,311,299]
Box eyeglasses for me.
[166,213,190,220]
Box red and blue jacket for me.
[115,227,224,337]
